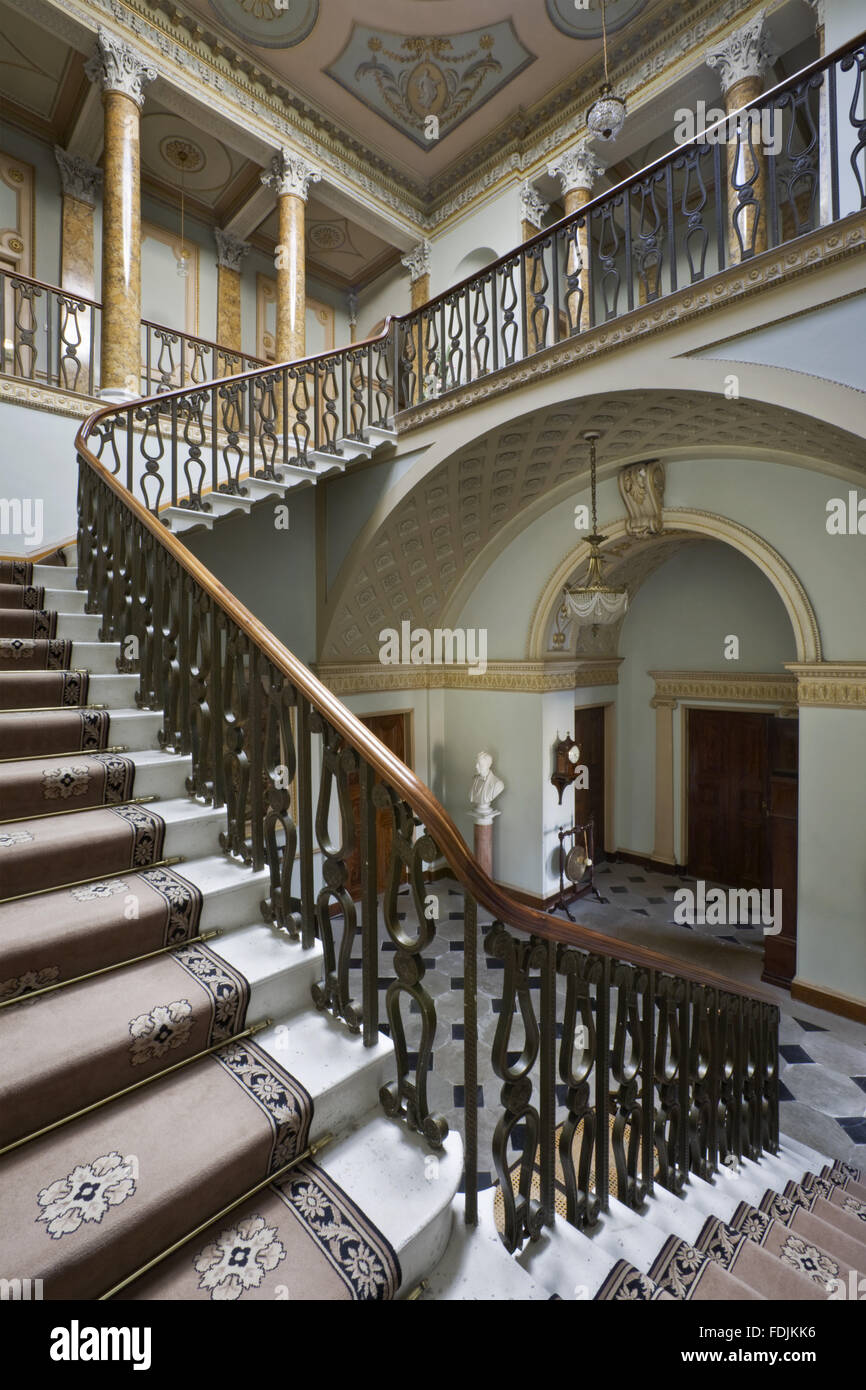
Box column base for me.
[98,387,139,404]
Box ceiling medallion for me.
[545,0,649,40]
[207,0,318,49]
[160,136,206,174]
[327,22,535,150]
[309,222,346,251]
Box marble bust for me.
[470,751,504,820]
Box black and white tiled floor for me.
[347,860,866,1190]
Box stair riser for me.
[55,614,105,641]
[103,710,164,751]
[88,674,143,707]
[45,589,87,613]
[71,641,122,674]
[126,755,193,802]
[160,807,225,861]
[33,566,78,590]
[213,928,323,1026]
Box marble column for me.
[651,697,677,866]
[400,239,431,401]
[214,228,249,357]
[85,28,155,401]
[706,12,776,264]
[260,150,321,365]
[520,183,550,352]
[54,149,102,299]
[548,139,604,334]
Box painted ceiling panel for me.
[325,22,535,150]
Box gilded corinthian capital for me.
[705,11,777,94]
[261,150,322,201]
[84,26,157,107]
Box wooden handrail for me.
[75,420,776,1001]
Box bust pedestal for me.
[469,806,499,877]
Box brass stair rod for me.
[0,855,182,905]
[0,927,218,1011]
[0,745,128,763]
[0,1018,272,1158]
[100,1132,335,1301]
[0,794,157,825]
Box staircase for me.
[0,558,461,1300]
[1,560,862,1301]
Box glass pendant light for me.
[177,157,190,279]
[563,430,628,633]
[587,0,627,142]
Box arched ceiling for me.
[322,390,865,662]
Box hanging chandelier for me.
[563,431,628,632]
[587,0,627,142]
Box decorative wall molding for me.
[0,151,34,275]
[649,669,798,707]
[399,213,866,430]
[0,378,100,418]
[314,658,623,696]
[786,662,866,709]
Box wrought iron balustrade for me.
[67,30,866,1257]
[76,426,781,1252]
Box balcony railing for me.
[0,269,264,401]
[67,28,866,1256]
[73,30,866,522]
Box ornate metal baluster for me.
[218,380,246,496]
[486,923,544,1253]
[310,715,360,1031]
[375,785,447,1148]
[561,219,586,335]
[57,294,85,392]
[12,279,39,380]
[654,974,685,1192]
[527,240,550,352]
[134,401,167,514]
[558,948,600,1229]
[260,661,299,935]
[610,962,649,1208]
[840,44,866,207]
[154,328,179,391]
[347,349,367,437]
[687,985,713,1180]
[398,319,417,409]
[595,199,622,320]
[633,171,665,302]
[157,558,184,752]
[675,144,711,282]
[729,112,764,259]
[251,375,278,481]
[498,257,519,365]
[422,309,440,397]
[220,625,253,864]
[291,369,312,463]
[761,1002,780,1155]
[373,339,392,425]
[178,390,208,510]
[185,590,216,803]
[445,294,464,388]
[320,356,340,450]
[775,76,824,237]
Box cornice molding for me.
[786,662,866,709]
[649,669,797,707]
[0,378,101,418]
[314,658,623,696]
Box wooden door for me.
[345,712,408,900]
[574,705,606,862]
[687,709,769,888]
[762,717,799,987]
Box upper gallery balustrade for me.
[73,30,865,518]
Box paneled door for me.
[687,709,768,888]
[345,712,409,900]
[574,705,606,862]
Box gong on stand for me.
[548,818,603,920]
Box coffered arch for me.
[320,390,862,663]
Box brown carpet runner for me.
[0,865,201,1000]
[727,1201,864,1292]
[0,803,166,899]
[0,583,45,608]
[0,942,249,1149]
[0,752,135,819]
[0,1040,313,1299]
[0,638,71,670]
[120,1159,401,1301]
[0,669,89,710]
[0,607,57,639]
[0,709,109,757]
[0,560,33,584]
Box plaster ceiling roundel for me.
[545,0,650,40]
[207,0,318,49]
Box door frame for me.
[573,700,615,857]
